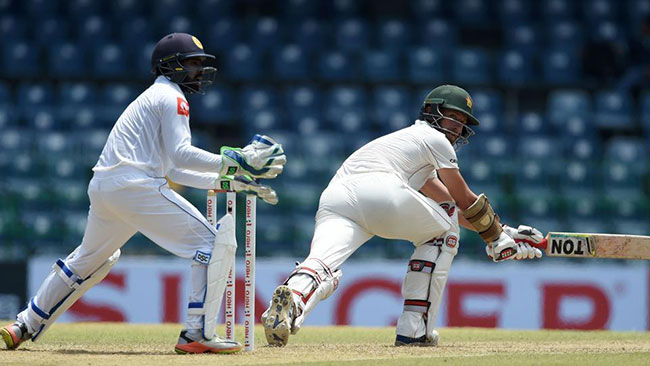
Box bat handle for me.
[532,238,548,251]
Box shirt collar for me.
[155,75,183,94]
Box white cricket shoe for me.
[174,329,242,354]
[262,285,296,347]
[394,330,439,347]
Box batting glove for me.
[486,224,544,261]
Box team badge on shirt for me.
[177,97,190,117]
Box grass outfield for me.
[2,323,650,366]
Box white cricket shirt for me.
[333,120,459,190]
[93,76,221,189]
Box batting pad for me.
[203,213,237,340]
[32,249,121,341]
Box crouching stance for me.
[3,33,286,353]
[262,84,542,347]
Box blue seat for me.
[607,195,650,221]
[34,16,69,46]
[109,0,144,18]
[518,136,562,159]
[567,218,609,234]
[135,42,156,80]
[611,219,650,236]
[62,209,90,242]
[566,137,602,160]
[518,212,564,235]
[594,90,634,129]
[453,0,490,26]
[77,16,111,47]
[452,48,491,84]
[641,91,650,132]
[418,19,458,48]
[562,192,603,219]
[498,49,535,86]
[58,83,99,129]
[205,19,240,52]
[626,0,650,35]
[591,20,625,42]
[0,15,26,42]
[558,161,601,196]
[542,47,580,85]
[290,19,324,51]
[373,87,411,132]
[474,112,503,136]
[281,0,318,18]
[2,41,40,78]
[243,109,284,138]
[499,0,533,23]
[240,86,284,133]
[471,89,504,114]
[504,24,539,53]
[67,0,100,18]
[250,17,282,52]
[153,0,189,24]
[547,90,591,127]
[0,129,34,153]
[225,44,261,81]
[335,19,369,52]
[100,84,139,126]
[605,137,648,163]
[465,135,513,159]
[411,0,444,22]
[6,153,43,178]
[318,50,356,81]
[517,111,553,136]
[24,0,58,20]
[583,0,618,24]
[273,44,310,81]
[48,157,89,181]
[325,86,368,131]
[462,159,504,191]
[16,83,54,120]
[512,158,559,194]
[192,85,235,124]
[378,19,410,51]
[547,20,583,48]
[407,47,445,84]
[76,129,110,159]
[602,161,645,195]
[541,0,575,21]
[48,42,87,78]
[168,15,196,35]
[93,43,127,79]
[285,86,321,122]
[330,0,360,18]
[0,105,15,130]
[120,17,154,52]
[37,132,76,157]
[254,213,295,256]
[363,49,401,82]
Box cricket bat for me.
[533,232,650,260]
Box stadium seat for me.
[192,85,235,124]
[547,20,583,48]
[462,159,505,193]
[61,209,89,243]
[498,49,535,86]
[168,15,196,35]
[547,90,591,126]
[76,129,109,162]
[66,0,100,18]
[0,106,15,130]
[319,50,357,81]
[626,0,650,35]
[604,137,648,166]
[51,180,90,210]
[499,0,533,23]
[153,0,189,25]
[611,219,650,236]
[2,41,40,78]
[472,89,504,114]
[373,87,411,132]
[0,129,34,153]
[583,0,618,24]
[517,136,562,161]
[109,0,144,18]
[204,18,240,52]
[594,90,634,130]
[541,0,575,21]
[464,135,513,160]
[281,0,318,18]
[363,49,401,82]
[407,47,445,84]
[250,17,282,52]
[24,0,58,20]
[330,0,361,18]
[37,132,76,158]
[120,17,154,51]
[641,91,650,132]
[566,218,609,234]
[48,42,87,78]
[418,19,458,48]
[453,0,490,26]
[47,157,89,181]
[93,43,128,79]
[255,213,295,256]
[452,48,491,84]
[325,86,367,130]
[77,16,111,47]
[240,86,280,123]
[273,44,310,81]
[225,44,261,81]
[0,15,26,42]
[602,161,645,196]
[100,84,139,126]
[5,153,43,178]
[335,19,369,52]
[378,19,411,51]
[290,19,325,51]
[410,0,444,22]
[135,42,156,80]
[542,48,581,85]
[504,24,539,53]
[21,210,64,244]
[16,83,54,120]
[511,158,560,195]
[591,20,625,42]
[518,111,554,136]
[34,16,69,46]
[58,83,99,129]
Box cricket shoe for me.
[394,330,439,347]
[262,285,296,347]
[174,329,242,354]
[1,322,31,350]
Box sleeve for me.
[425,133,459,170]
[167,168,219,190]
[159,94,224,173]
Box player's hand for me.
[218,175,278,205]
[486,224,544,261]
[219,134,286,179]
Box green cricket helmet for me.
[419,85,479,149]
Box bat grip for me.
[532,238,548,250]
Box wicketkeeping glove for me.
[485,224,544,261]
[217,175,278,205]
[219,134,286,179]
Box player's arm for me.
[436,168,542,261]
[420,178,475,230]
[167,168,279,205]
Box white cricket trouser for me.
[18,168,216,333]
[307,172,452,273]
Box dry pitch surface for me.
[1,322,650,366]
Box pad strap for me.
[463,193,503,243]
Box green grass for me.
[2,322,650,366]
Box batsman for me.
[1,33,286,354]
[263,85,544,347]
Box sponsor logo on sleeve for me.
[177,97,190,117]
[445,235,458,248]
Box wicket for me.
[206,189,256,352]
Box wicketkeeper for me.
[262,85,543,347]
[1,33,286,354]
